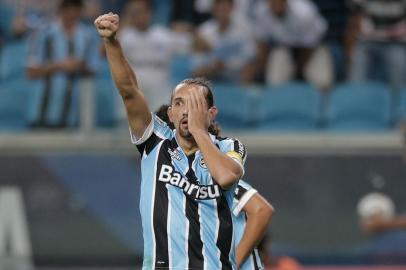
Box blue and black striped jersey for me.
[233,180,265,270]
[131,114,247,270]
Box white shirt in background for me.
[119,25,191,113]
[196,17,256,81]
[253,0,327,47]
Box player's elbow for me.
[255,202,274,224]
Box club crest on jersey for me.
[158,165,221,200]
[199,157,207,169]
[168,148,182,161]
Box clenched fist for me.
[94,12,119,39]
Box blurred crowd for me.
[1,0,406,129]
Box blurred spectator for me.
[171,0,212,27]
[82,0,102,25]
[26,0,100,128]
[172,0,262,24]
[191,0,256,83]
[99,0,127,14]
[357,192,406,256]
[348,0,406,91]
[9,0,59,28]
[362,215,406,234]
[252,0,333,90]
[313,0,350,82]
[119,0,192,117]
[0,0,27,45]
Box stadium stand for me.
[324,82,393,131]
[94,59,117,128]
[0,38,28,80]
[256,82,322,131]
[0,78,30,131]
[212,83,256,129]
[169,54,192,87]
[398,87,406,123]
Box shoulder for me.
[152,114,174,139]
[216,136,247,160]
[130,114,173,145]
[216,136,244,146]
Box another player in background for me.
[156,104,274,270]
[233,180,273,270]
[95,12,246,269]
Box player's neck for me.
[176,134,199,156]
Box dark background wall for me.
[1,152,406,266]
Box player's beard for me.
[179,128,192,138]
[178,118,193,138]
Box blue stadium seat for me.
[94,59,117,128]
[170,55,192,87]
[152,0,172,25]
[398,88,406,123]
[0,38,28,80]
[325,82,393,131]
[256,82,322,130]
[212,84,255,129]
[0,78,31,131]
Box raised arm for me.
[94,13,151,138]
[236,193,274,268]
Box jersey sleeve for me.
[130,113,173,155]
[219,137,247,174]
[232,180,258,216]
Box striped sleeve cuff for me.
[232,188,257,216]
[129,114,154,145]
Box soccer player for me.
[156,105,274,270]
[95,13,246,269]
[233,180,273,270]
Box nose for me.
[182,106,188,116]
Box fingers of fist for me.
[94,12,119,32]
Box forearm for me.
[193,131,242,189]
[95,13,151,138]
[26,64,59,79]
[236,211,272,267]
[103,37,139,98]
